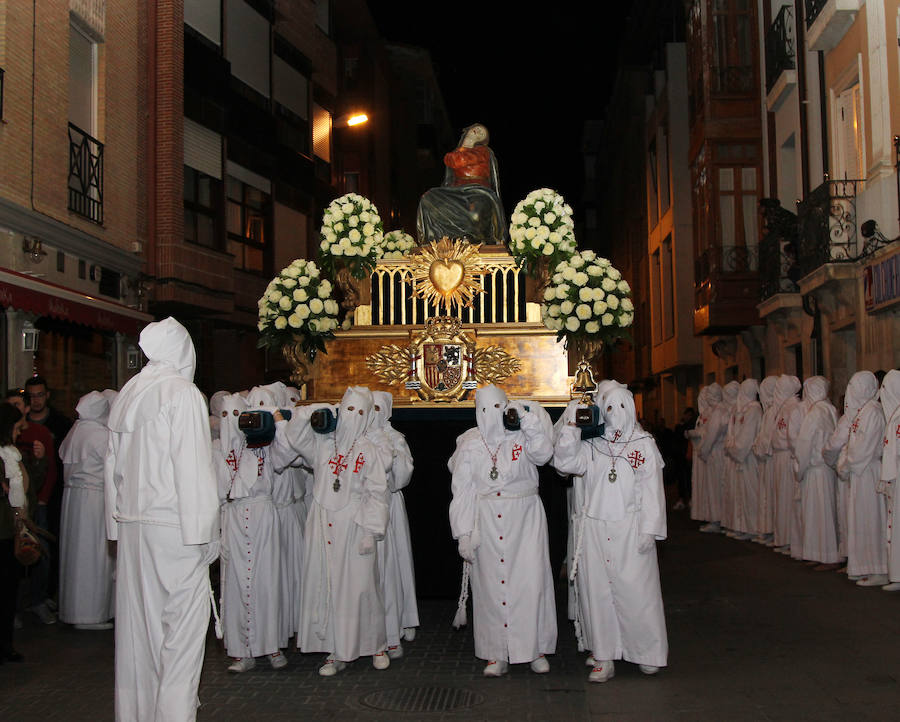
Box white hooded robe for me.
[879,370,900,582]
[725,379,762,535]
[770,376,803,548]
[105,317,219,722]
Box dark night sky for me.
[369,3,635,214]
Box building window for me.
[662,236,675,340]
[716,164,759,270]
[69,23,97,135]
[711,0,755,95]
[184,0,221,46]
[648,138,659,228]
[227,176,270,273]
[312,103,332,163]
[659,125,671,215]
[834,81,864,180]
[652,249,662,345]
[68,23,103,224]
[184,166,222,249]
[225,0,270,98]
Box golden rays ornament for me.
[411,238,486,313]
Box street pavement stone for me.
[2,509,900,720]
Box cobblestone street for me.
[3,509,900,721]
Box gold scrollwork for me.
[365,344,412,386]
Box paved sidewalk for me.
[3,510,900,720]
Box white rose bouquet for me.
[257,258,346,360]
[540,250,634,346]
[378,230,416,260]
[508,188,577,276]
[318,193,384,279]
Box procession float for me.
[257,123,635,408]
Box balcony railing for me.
[758,200,801,300]
[796,178,859,277]
[694,243,759,286]
[711,65,754,95]
[68,122,104,225]
[766,5,795,93]
[805,0,828,27]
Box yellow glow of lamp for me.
[347,113,369,127]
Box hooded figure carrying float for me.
[280,386,390,676]
[448,384,556,677]
[366,391,419,657]
[215,389,290,672]
[104,317,220,722]
[553,384,668,683]
[59,390,115,628]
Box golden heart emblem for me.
[429,259,465,295]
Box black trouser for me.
[0,537,23,655]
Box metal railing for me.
[796,178,859,277]
[805,0,828,28]
[694,243,759,285]
[711,65,754,95]
[765,5,795,93]
[758,199,801,300]
[369,255,527,326]
[68,122,104,224]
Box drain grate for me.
[360,686,484,713]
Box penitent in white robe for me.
[725,382,761,536]
[369,425,419,647]
[698,400,730,524]
[105,318,220,722]
[449,410,556,664]
[272,464,308,647]
[880,370,900,583]
[794,393,840,563]
[281,403,390,662]
[59,415,115,625]
[771,398,802,548]
[553,425,668,667]
[845,400,887,577]
[687,388,712,523]
[752,376,779,537]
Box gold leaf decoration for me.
[474,346,521,385]
[410,237,486,313]
[365,344,411,385]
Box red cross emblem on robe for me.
[353,453,366,473]
[613,429,622,441]
[627,449,645,469]
[895,423,900,438]
[257,455,264,477]
[328,454,348,476]
[851,418,861,433]
[511,444,522,461]
[777,418,787,431]
[225,450,238,471]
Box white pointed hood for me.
[880,370,900,482]
[108,317,197,433]
[336,386,374,450]
[475,384,508,447]
[59,391,110,464]
[602,385,636,441]
[372,391,393,430]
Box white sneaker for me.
[672,500,686,511]
[734,532,753,541]
[74,622,114,630]
[387,643,404,659]
[44,598,58,612]
[857,574,889,587]
[699,522,720,534]
[530,655,550,674]
[269,651,288,669]
[882,582,900,592]
[639,664,660,675]
[483,660,509,677]
[318,658,346,676]
[585,654,597,667]
[588,660,615,683]
[372,652,390,670]
[30,603,57,625]
[228,657,256,673]
[402,627,416,642]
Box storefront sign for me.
[0,268,151,335]
[864,248,900,313]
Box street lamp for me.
[334,112,370,128]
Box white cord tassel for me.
[452,560,470,629]
[208,579,223,640]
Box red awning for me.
[0,268,153,336]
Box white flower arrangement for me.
[318,193,384,279]
[540,250,633,345]
[379,230,416,260]
[257,258,347,360]
[507,188,577,275]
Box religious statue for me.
[416,123,507,246]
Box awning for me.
[0,268,153,336]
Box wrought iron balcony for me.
[758,199,801,300]
[805,0,827,27]
[796,178,858,277]
[766,5,795,94]
[68,122,104,225]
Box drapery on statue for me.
[416,123,507,246]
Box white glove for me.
[876,479,892,495]
[506,400,528,416]
[637,534,656,554]
[201,540,221,565]
[358,534,376,555]
[458,533,476,562]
